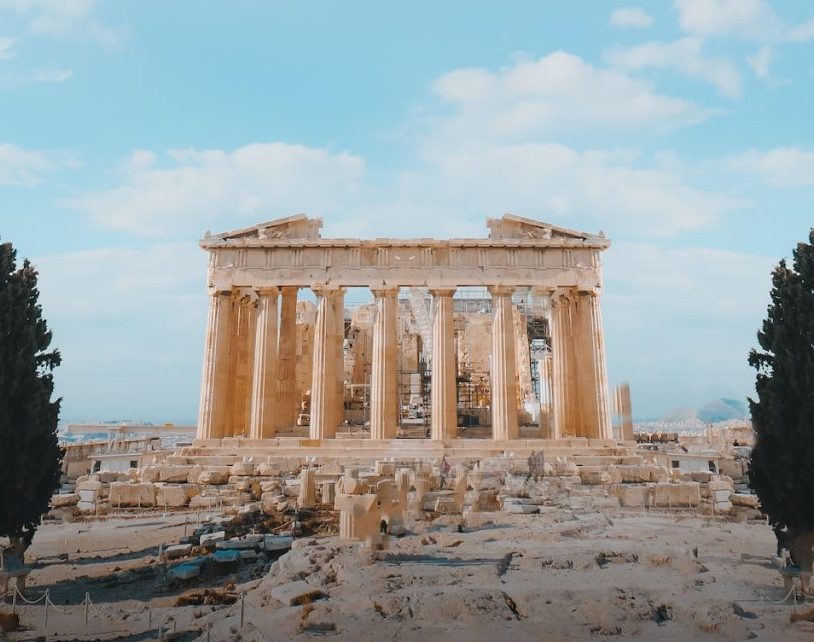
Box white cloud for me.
[0,36,17,59]
[786,19,814,43]
[603,242,774,415]
[606,37,741,97]
[728,147,814,187]
[430,52,709,144]
[746,45,772,78]
[674,0,814,44]
[35,242,208,422]
[0,65,74,88]
[29,66,72,82]
[0,142,51,185]
[64,143,367,237]
[674,0,783,41]
[0,0,124,48]
[412,142,741,238]
[610,7,654,29]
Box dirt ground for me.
[4,508,814,641]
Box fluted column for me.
[310,285,342,439]
[331,289,346,433]
[197,290,233,439]
[583,290,612,439]
[276,287,298,430]
[549,290,569,440]
[226,293,255,437]
[370,286,399,439]
[430,288,457,440]
[249,287,280,439]
[489,286,518,440]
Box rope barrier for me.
[42,591,93,614]
[4,557,255,639]
[12,585,47,604]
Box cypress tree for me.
[0,240,62,562]
[749,229,814,571]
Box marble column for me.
[248,287,280,439]
[430,288,457,440]
[275,286,298,430]
[552,289,612,440]
[582,290,612,440]
[489,286,518,440]
[226,293,255,437]
[310,286,342,439]
[370,286,399,440]
[331,289,346,433]
[197,290,233,439]
[549,291,567,440]
[537,354,553,438]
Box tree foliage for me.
[749,229,814,569]
[0,240,62,560]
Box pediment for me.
[205,214,322,242]
[486,214,603,241]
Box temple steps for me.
[175,438,638,467]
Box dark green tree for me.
[0,240,62,562]
[749,229,814,571]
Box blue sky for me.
[2,0,814,422]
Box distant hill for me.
[659,398,748,424]
[697,398,748,423]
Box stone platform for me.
[177,436,638,467]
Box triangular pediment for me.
[205,214,322,241]
[487,214,603,241]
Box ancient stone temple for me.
[196,214,613,445]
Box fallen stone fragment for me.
[212,549,241,564]
[263,535,294,552]
[51,493,80,508]
[271,580,327,606]
[168,562,201,581]
[733,602,759,619]
[164,544,193,560]
[730,493,760,509]
[199,531,226,547]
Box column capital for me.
[488,285,515,297]
[549,286,577,307]
[254,286,280,297]
[576,286,602,298]
[370,285,400,298]
[206,286,234,297]
[529,286,554,297]
[429,287,456,298]
[312,284,346,297]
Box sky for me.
[2,0,814,422]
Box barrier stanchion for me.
[43,589,49,641]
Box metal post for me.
[44,589,49,641]
[84,593,89,633]
[240,592,245,628]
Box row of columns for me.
[197,284,611,441]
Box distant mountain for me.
[659,407,698,423]
[697,398,748,423]
[658,398,748,424]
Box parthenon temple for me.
[196,214,621,448]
